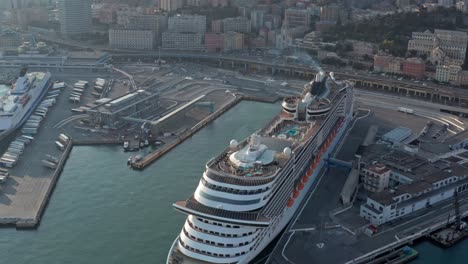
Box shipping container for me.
[22,128,38,134]
[6,148,22,155]
[71,108,86,114]
[3,153,19,160]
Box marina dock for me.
[131,95,243,170]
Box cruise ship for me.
[0,71,52,138]
[167,72,354,264]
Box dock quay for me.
[429,225,468,248]
[0,140,73,228]
[366,246,418,264]
[131,95,243,170]
[72,138,124,146]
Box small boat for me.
[123,141,129,151]
[144,139,149,146]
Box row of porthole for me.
[201,178,269,195]
[188,220,255,238]
[183,232,252,253]
[184,228,255,248]
[180,239,249,258]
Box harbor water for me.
[0,101,279,264]
[0,100,465,263]
[411,240,468,264]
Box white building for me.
[436,64,461,84]
[361,163,391,193]
[168,14,207,33]
[361,170,468,226]
[58,0,92,38]
[109,29,154,50]
[408,29,468,66]
[162,32,204,51]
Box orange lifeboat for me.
[293,190,300,199]
[297,182,304,191]
[287,198,294,207]
[306,169,313,177]
[302,176,309,183]
[312,162,318,169]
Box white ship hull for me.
[168,72,354,264]
[239,114,350,264]
[0,73,51,139]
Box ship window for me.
[227,244,233,247]
[199,191,261,205]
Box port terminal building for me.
[359,143,468,226]
[87,90,160,128]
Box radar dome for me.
[283,147,292,158]
[230,139,238,148]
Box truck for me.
[55,141,65,151]
[0,174,8,183]
[69,97,81,103]
[46,154,59,164]
[59,134,70,143]
[74,83,86,89]
[42,160,57,169]
[397,107,414,114]
[7,147,23,155]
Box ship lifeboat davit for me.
[297,182,304,191]
[287,198,294,208]
[293,190,300,199]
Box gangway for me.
[325,157,353,169]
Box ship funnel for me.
[302,92,313,104]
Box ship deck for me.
[169,241,210,264]
[174,195,270,226]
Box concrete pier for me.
[131,95,243,170]
[0,141,73,228]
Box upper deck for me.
[206,72,350,180]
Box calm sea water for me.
[0,100,464,264]
[411,240,468,264]
[0,101,279,264]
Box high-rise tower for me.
[58,0,92,38]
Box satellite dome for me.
[230,139,238,148]
[283,147,292,158]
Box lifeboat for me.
[312,162,318,169]
[287,198,294,207]
[297,182,304,191]
[302,176,309,183]
[293,190,300,199]
[307,169,313,177]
